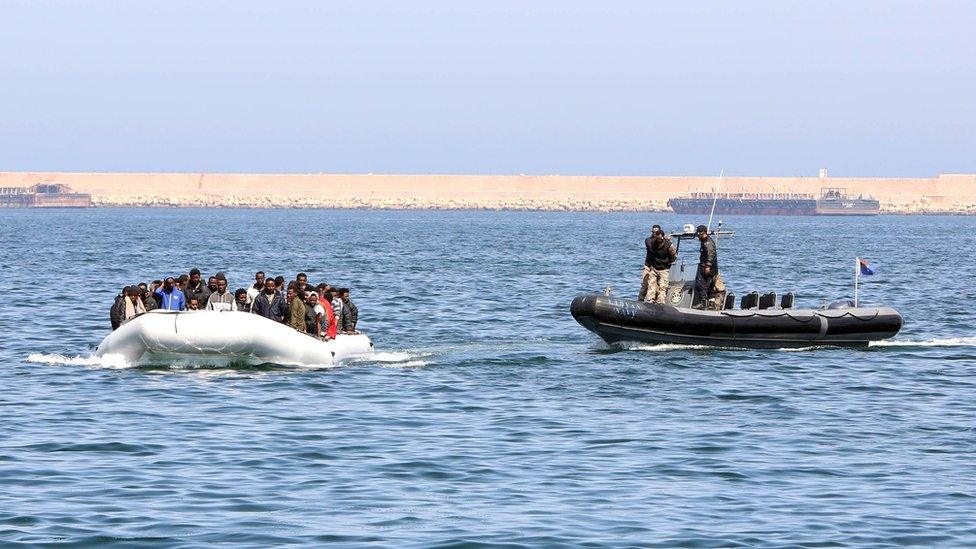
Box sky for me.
[0,1,973,176]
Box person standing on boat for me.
[340,288,359,331]
[206,275,237,311]
[154,277,186,311]
[694,225,726,309]
[286,283,307,332]
[638,225,677,304]
[245,271,266,311]
[184,268,211,306]
[251,278,286,322]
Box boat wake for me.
[869,336,976,348]
[609,341,712,352]
[26,352,132,369]
[352,351,433,368]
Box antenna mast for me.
[706,168,724,232]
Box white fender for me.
[95,310,373,366]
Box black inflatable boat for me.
[571,294,902,349]
[572,227,903,349]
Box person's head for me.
[316,283,328,292]
[651,224,662,236]
[163,277,175,291]
[306,291,318,304]
[274,276,285,288]
[189,268,201,284]
[286,286,297,302]
[126,285,141,302]
[208,276,218,290]
[188,297,200,310]
[340,288,350,300]
[216,277,227,294]
[234,288,247,303]
[254,271,265,285]
[264,279,276,294]
[696,225,709,241]
[177,274,189,289]
[297,273,308,285]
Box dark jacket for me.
[699,236,718,273]
[110,294,126,330]
[342,298,358,331]
[696,236,719,296]
[645,236,677,270]
[141,294,157,312]
[252,291,286,322]
[184,281,211,309]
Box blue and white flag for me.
[858,258,876,276]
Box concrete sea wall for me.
[1,172,975,213]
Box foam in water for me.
[870,336,976,347]
[613,342,711,352]
[26,353,133,369]
[352,350,432,368]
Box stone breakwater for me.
[5,171,976,213]
[91,194,672,212]
[89,194,976,214]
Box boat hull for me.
[571,294,902,349]
[95,310,373,366]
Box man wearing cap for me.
[694,225,725,309]
[638,225,677,304]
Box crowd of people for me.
[110,269,359,339]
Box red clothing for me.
[319,297,338,338]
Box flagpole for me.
[854,257,859,307]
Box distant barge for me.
[668,187,879,216]
[0,183,91,208]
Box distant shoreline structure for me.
[0,171,974,214]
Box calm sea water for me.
[1,208,974,547]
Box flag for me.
[858,258,876,276]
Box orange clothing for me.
[318,297,338,338]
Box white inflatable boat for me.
[95,310,373,367]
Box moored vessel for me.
[0,182,92,208]
[668,187,879,216]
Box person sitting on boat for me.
[694,225,726,310]
[110,286,146,329]
[187,297,201,311]
[638,225,677,304]
[154,277,186,311]
[251,278,286,322]
[206,274,237,311]
[137,282,157,312]
[234,288,249,312]
[286,283,307,332]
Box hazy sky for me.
[1,1,973,176]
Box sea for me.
[1,208,974,547]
